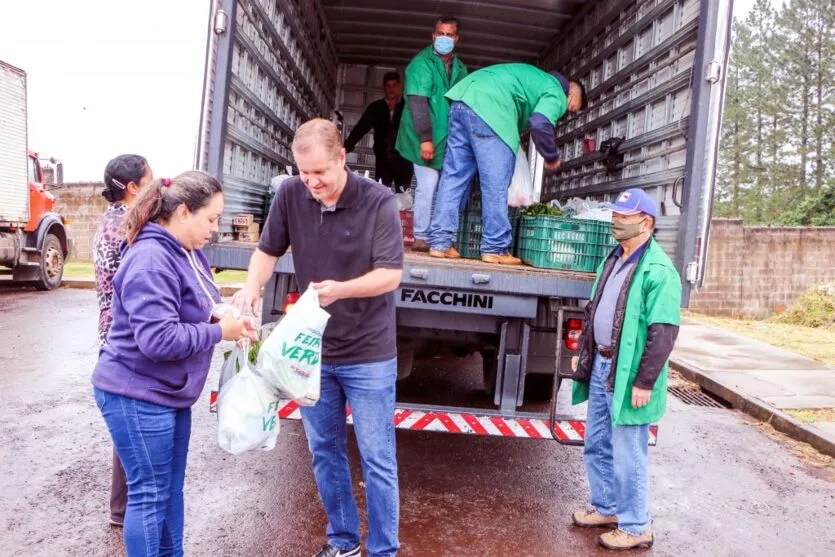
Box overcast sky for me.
[1,0,786,182]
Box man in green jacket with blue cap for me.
[426,63,586,264]
[570,188,681,551]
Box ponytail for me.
[122,171,223,245]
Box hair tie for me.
[162,178,172,188]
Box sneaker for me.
[429,247,461,259]
[411,239,430,253]
[313,544,361,557]
[598,529,654,551]
[572,509,618,528]
[481,253,522,265]
[109,517,124,528]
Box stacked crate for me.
[233,214,260,243]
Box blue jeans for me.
[412,164,439,241]
[300,358,399,557]
[583,355,651,535]
[428,102,516,254]
[94,388,191,557]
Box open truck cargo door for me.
[196,0,735,436]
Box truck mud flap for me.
[209,393,657,445]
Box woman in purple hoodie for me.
[92,170,253,557]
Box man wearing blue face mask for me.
[396,16,468,253]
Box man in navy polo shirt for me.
[234,119,404,557]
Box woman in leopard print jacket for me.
[94,156,154,346]
[93,154,153,527]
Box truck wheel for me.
[396,338,415,381]
[524,374,556,401]
[481,350,498,396]
[35,234,64,291]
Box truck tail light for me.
[283,291,300,315]
[565,318,583,351]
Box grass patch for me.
[786,409,835,424]
[683,311,835,367]
[61,261,246,285]
[63,261,94,279]
[770,283,835,328]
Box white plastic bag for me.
[508,149,534,208]
[257,286,330,406]
[217,346,280,456]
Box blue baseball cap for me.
[612,188,657,219]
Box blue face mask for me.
[434,36,455,56]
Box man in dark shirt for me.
[234,119,404,557]
[344,72,413,193]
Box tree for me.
[716,0,835,224]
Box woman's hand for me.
[220,312,258,342]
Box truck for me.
[197,0,732,442]
[0,60,68,290]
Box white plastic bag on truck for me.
[217,345,280,456]
[508,148,534,208]
[257,286,330,406]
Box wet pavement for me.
[1,287,834,557]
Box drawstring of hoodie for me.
[182,248,220,319]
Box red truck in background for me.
[0,60,68,290]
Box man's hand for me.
[544,159,562,172]
[311,280,347,307]
[232,284,262,318]
[420,141,435,163]
[571,355,579,372]
[631,386,652,409]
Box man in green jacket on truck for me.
[427,63,586,265]
[569,188,682,551]
[396,16,468,253]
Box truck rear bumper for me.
[209,393,658,446]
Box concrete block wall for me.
[690,220,835,319]
[51,182,109,262]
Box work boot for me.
[598,529,654,551]
[572,509,618,529]
[412,239,430,253]
[481,253,522,265]
[313,544,361,557]
[429,246,460,259]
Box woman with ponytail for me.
[94,154,153,528]
[92,170,255,557]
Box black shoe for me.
[313,544,361,557]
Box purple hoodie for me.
[92,223,222,408]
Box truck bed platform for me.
[206,242,596,299]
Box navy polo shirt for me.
[258,170,404,365]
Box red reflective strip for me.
[551,423,570,442]
[490,417,515,437]
[210,391,218,406]
[394,410,412,427]
[346,406,352,418]
[572,421,586,439]
[411,413,437,431]
[393,409,413,426]
[516,419,543,439]
[278,401,299,419]
[462,414,489,435]
[436,413,462,434]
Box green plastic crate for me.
[456,209,520,259]
[516,215,613,272]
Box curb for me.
[62,279,243,297]
[670,358,835,459]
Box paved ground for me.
[1,287,834,557]
[673,321,835,451]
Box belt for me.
[597,346,615,359]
